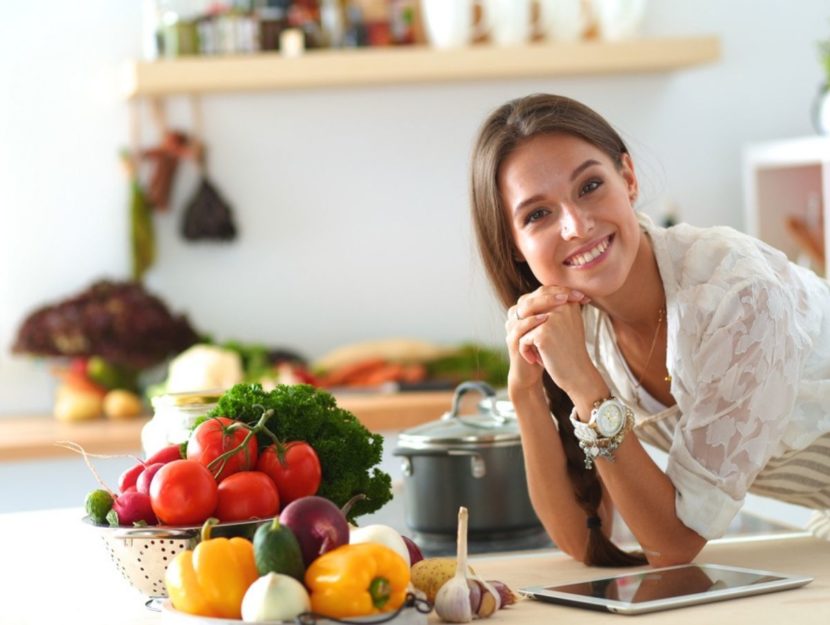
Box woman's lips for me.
[563,234,613,268]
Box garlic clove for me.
[486,579,519,608]
[467,579,482,614]
[469,578,499,618]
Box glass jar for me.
[141,391,222,456]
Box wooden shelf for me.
[125,35,720,97]
[0,391,456,462]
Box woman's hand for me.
[506,287,589,393]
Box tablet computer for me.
[520,563,813,615]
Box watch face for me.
[595,401,625,437]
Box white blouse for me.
[582,214,830,539]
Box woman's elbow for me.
[645,537,707,568]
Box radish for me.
[136,462,165,495]
[279,496,349,567]
[118,444,183,492]
[110,491,157,526]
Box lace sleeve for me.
[666,278,805,539]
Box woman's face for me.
[499,132,641,298]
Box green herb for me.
[203,383,392,520]
[219,340,274,383]
[425,343,509,388]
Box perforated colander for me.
[84,517,269,599]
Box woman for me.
[470,93,830,568]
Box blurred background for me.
[1,0,828,414]
[0,1,829,530]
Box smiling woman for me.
[469,93,830,569]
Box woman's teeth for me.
[566,237,610,267]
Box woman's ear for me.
[620,152,638,203]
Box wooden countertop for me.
[1,507,827,625]
[0,391,456,462]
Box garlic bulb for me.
[434,507,473,623]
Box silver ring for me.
[514,308,521,321]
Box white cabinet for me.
[743,136,830,276]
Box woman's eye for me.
[524,208,549,225]
[579,179,602,196]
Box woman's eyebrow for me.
[571,159,600,181]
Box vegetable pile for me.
[84,382,391,528]
[202,383,392,519]
[159,503,517,623]
[164,499,420,622]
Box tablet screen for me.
[548,565,781,603]
[522,563,813,614]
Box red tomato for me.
[256,442,322,506]
[187,416,258,482]
[214,471,279,523]
[149,459,218,526]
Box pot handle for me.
[444,380,510,426]
[393,447,486,479]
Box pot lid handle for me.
[442,380,502,424]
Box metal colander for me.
[85,517,270,599]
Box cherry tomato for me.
[149,459,218,525]
[187,416,258,482]
[214,471,279,523]
[256,442,322,506]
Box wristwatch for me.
[569,396,634,469]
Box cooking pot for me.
[394,381,541,537]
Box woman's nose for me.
[560,205,594,239]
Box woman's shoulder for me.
[643,214,795,294]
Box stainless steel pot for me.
[394,381,541,537]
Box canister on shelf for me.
[142,390,222,456]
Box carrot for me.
[318,358,388,387]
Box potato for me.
[410,558,477,603]
[54,384,103,422]
[103,389,144,420]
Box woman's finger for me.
[519,337,541,366]
[518,287,587,318]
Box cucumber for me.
[253,518,305,582]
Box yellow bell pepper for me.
[305,543,410,618]
[164,518,259,619]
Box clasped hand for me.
[506,286,593,393]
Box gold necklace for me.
[634,306,670,389]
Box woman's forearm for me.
[510,383,612,560]
[595,436,706,566]
[563,370,707,566]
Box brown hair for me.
[471,93,646,567]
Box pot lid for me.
[397,381,519,449]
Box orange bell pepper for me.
[305,543,410,618]
[164,518,259,619]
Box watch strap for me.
[569,397,634,469]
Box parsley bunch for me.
[205,383,392,520]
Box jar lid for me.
[151,390,223,408]
[397,381,518,450]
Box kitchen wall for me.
[2,1,829,415]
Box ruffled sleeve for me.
[666,276,805,539]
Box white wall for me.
[2,0,828,414]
